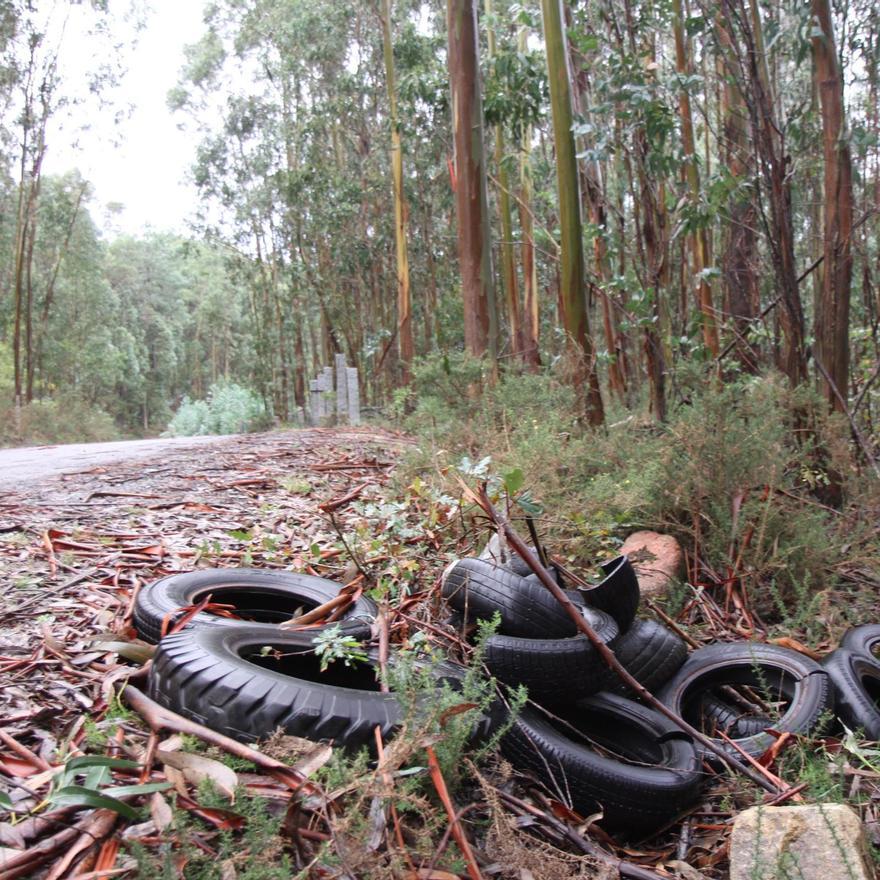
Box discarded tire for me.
[601,618,688,698]
[697,693,772,739]
[134,568,377,644]
[500,692,703,833]
[841,624,880,663]
[657,643,833,760]
[149,625,495,750]
[484,607,619,702]
[823,648,880,740]
[505,550,566,585]
[570,555,640,632]
[442,558,578,638]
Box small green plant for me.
[280,477,312,495]
[312,624,370,671]
[46,755,170,818]
[128,783,294,880]
[386,613,527,789]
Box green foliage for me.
[47,755,170,819]
[127,784,293,880]
[386,614,526,790]
[165,382,271,437]
[312,624,370,672]
[404,366,851,619]
[0,392,119,447]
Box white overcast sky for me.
[43,1,208,238]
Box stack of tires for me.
[442,554,705,832]
[823,625,880,741]
[132,556,879,837]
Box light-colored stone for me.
[619,530,684,599]
[308,379,321,425]
[335,353,348,421]
[346,367,360,425]
[730,804,871,880]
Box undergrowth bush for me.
[0,393,120,447]
[401,356,866,620]
[164,382,271,437]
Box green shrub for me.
[0,394,120,447]
[164,382,271,437]
[401,365,857,620]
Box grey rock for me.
[730,804,871,880]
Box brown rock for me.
[730,804,872,880]
[619,530,684,600]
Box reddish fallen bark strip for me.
[43,809,117,880]
[0,730,51,772]
[318,483,368,513]
[122,685,323,800]
[425,745,483,880]
[311,461,391,471]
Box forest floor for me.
[1,426,877,879]
[0,426,456,878]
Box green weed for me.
[127,783,292,880]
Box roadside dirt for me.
[0,426,416,650]
[0,433,237,488]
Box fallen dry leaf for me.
[150,792,174,831]
[157,749,238,800]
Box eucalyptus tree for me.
[811,0,854,411]
[539,0,603,424]
[1,0,133,418]
[672,0,719,357]
[447,0,498,362]
[380,0,414,382]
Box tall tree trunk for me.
[417,174,438,350]
[717,17,759,371]
[380,0,414,382]
[567,22,627,399]
[673,0,720,356]
[447,0,498,361]
[485,0,523,362]
[518,26,541,369]
[811,0,853,410]
[635,129,669,423]
[540,0,604,425]
[518,129,541,369]
[719,0,808,385]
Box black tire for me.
[484,608,619,702]
[841,625,880,662]
[506,550,566,585]
[570,555,640,633]
[823,648,880,740]
[522,556,639,632]
[148,625,496,750]
[500,692,703,833]
[698,694,772,738]
[134,568,377,644]
[601,619,688,698]
[441,558,577,638]
[657,643,833,760]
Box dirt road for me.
[0,434,238,488]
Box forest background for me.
[0,0,877,489]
